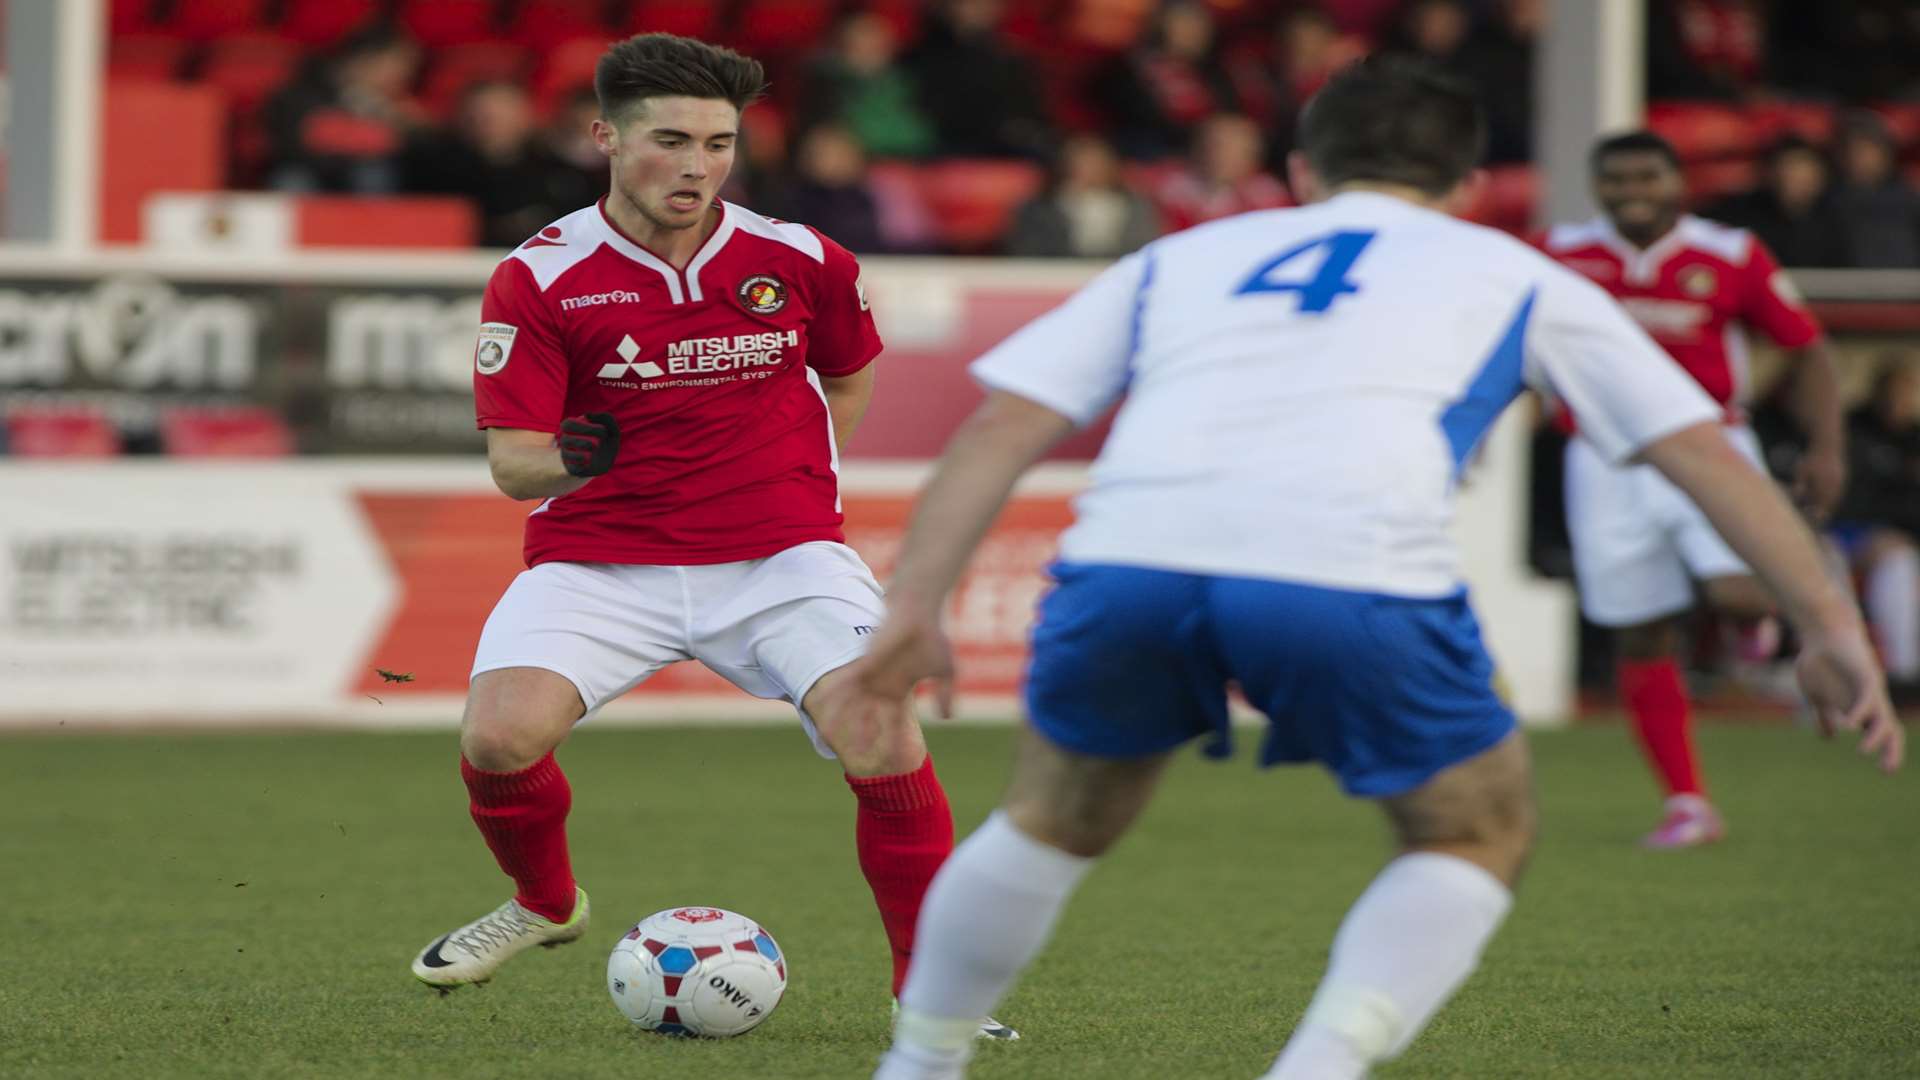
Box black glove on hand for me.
[558,412,621,477]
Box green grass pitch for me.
[1,722,1915,1079]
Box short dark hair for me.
[1589,131,1681,174]
[1296,54,1486,195]
[594,33,767,124]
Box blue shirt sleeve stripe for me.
[1439,288,1536,475]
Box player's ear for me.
[1437,168,1489,220]
[592,116,619,159]
[1285,152,1321,204]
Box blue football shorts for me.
[1024,562,1518,798]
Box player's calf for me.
[1268,735,1533,1080]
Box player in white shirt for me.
[846,57,1903,1080]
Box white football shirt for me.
[971,190,1720,597]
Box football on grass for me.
[607,906,787,1037]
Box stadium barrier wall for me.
[0,252,1574,727]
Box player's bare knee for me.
[460,668,580,771]
[1702,575,1775,621]
[1615,617,1683,660]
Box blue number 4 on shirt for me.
[1233,230,1377,313]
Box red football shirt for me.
[472,199,882,567]
[1538,215,1821,416]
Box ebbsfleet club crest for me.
[737,275,788,315]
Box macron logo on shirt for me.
[561,289,644,312]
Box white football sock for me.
[1865,546,1920,680]
[1265,852,1513,1080]
[873,811,1093,1080]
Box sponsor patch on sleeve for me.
[474,322,517,375]
[855,274,870,311]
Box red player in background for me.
[408,32,1014,1040]
[1540,131,1846,848]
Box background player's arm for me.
[1743,239,1844,518]
[1779,338,1846,520]
[486,428,590,501]
[819,363,875,452]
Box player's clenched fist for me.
[558,412,621,477]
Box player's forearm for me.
[1786,341,1844,454]
[887,392,1074,613]
[820,366,876,452]
[488,440,590,501]
[1641,422,1858,634]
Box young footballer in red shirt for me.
[409,33,1013,1039]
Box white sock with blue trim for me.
[1265,852,1512,1079]
[873,811,1093,1080]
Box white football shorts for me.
[1564,424,1761,627]
[471,540,884,757]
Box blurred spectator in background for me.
[798,12,936,160]
[264,23,425,193]
[1831,112,1920,269]
[1006,133,1160,258]
[540,87,610,202]
[1385,0,1537,163]
[1704,136,1851,267]
[407,81,602,247]
[1648,0,1767,101]
[1829,360,1920,685]
[759,125,886,254]
[1231,7,1364,175]
[1772,1,1920,101]
[1462,0,1540,163]
[1152,113,1291,233]
[1096,1,1243,160]
[905,0,1053,158]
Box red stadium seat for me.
[109,34,192,81]
[1751,101,1835,145]
[1871,103,1920,152]
[729,0,839,58]
[5,411,122,458]
[158,408,295,457]
[622,1,724,40]
[110,0,158,35]
[1686,158,1762,200]
[1476,164,1538,234]
[168,0,270,41]
[509,0,612,53]
[1646,101,1764,161]
[200,34,300,113]
[396,0,501,47]
[867,0,924,44]
[280,0,380,46]
[913,159,1047,253]
[421,42,534,117]
[533,37,614,115]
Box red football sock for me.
[1616,658,1705,798]
[462,752,578,922]
[845,755,955,996]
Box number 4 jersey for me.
[472,199,881,568]
[969,190,1721,598]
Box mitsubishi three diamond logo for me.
[598,335,663,379]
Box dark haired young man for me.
[410,34,1013,1039]
[1540,132,1846,848]
[856,56,1899,1079]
